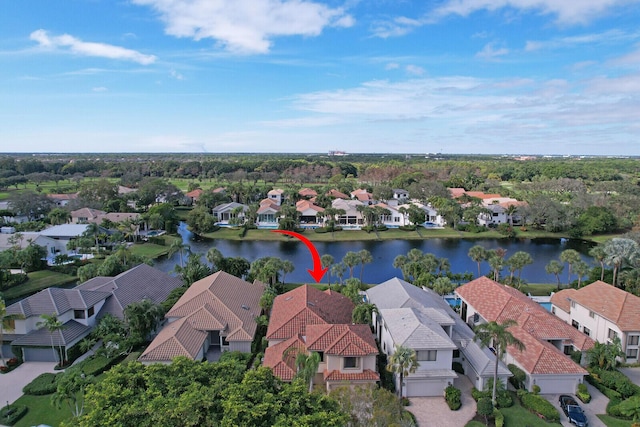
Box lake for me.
[153,222,595,284]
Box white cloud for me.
[132,0,353,54]
[525,29,635,51]
[170,69,185,80]
[610,44,640,66]
[431,0,640,25]
[385,62,400,70]
[405,65,425,75]
[30,29,157,65]
[371,16,422,38]
[476,42,509,60]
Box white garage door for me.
[23,347,58,362]
[405,379,447,397]
[534,377,578,395]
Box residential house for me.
[0,201,29,224]
[326,189,350,200]
[351,189,374,204]
[331,199,364,228]
[212,202,248,226]
[139,271,265,364]
[393,189,409,200]
[5,264,182,362]
[366,278,510,396]
[551,281,640,363]
[264,285,379,390]
[296,200,324,227]
[371,203,405,227]
[267,189,284,206]
[47,193,78,207]
[398,202,447,227]
[185,188,204,204]
[298,188,318,199]
[456,277,593,394]
[257,199,280,227]
[39,224,94,260]
[70,208,141,227]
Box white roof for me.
[40,224,89,237]
[380,307,457,350]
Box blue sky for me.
[1,0,640,155]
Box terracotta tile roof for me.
[258,199,281,213]
[263,335,307,381]
[167,270,265,343]
[186,189,204,199]
[139,317,207,362]
[448,188,466,198]
[296,200,324,213]
[455,277,593,375]
[550,289,578,313]
[560,281,640,331]
[351,189,373,202]
[266,285,354,340]
[268,189,284,195]
[298,188,318,197]
[306,324,378,356]
[47,193,78,200]
[326,189,349,199]
[324,369,379,382]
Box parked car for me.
[559,395,588,427]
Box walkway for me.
[407,376,476,427]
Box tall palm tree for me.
[504,204,518,227]
[358,249,373,282]
[393,254,408,280]
[37,314,65,365]
[280,260,295,284]
[468,245,487,278]
[168,239,190,268]
[589,245,607,281]
[545,260,564,290]
[331,262,346,285]
[475,319,525,405]
[343,251,360,279]
[560,249,581,285]
[83,223,101,255]
[295,351,322,392]
[604,238,640,287]
[386,345,419,397]
[321,254,334,285]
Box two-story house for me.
[456,277,593,394]
[263,285,379,390]
[551,281,640,363]
[211,202,248,226]
[366,278,510,397]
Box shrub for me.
[519,392,560,422]
[493,408,504,427]
[398,225,416,231]
[532,384,541,395]
[452,361,464,374]
[445,385,462,410]
[576,383,591,403]
[72,355,122,377]
[496,392,513,408]
[471,387,489,402]
[599,370,639,398]
[477,397,494,425]
[0,404,27,425]
[23,372,61,395]
[400,397,410,406]
[508,364,526,390]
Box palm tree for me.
[123,299,165,344]
[83,223,101,255]
[468,246,487,278]
[506,251,533,287]
[321,254,334,285]
[343,251,360,279]
[206,247,224,271]
[573,260,590,288]
[604,238,640,287]
[37,314,66,365]
[505,204,518,227]
[358,249,373,282]
[488,255,504,282]
[560,249,581,286]
[294,351,322,392]
[393,254,408,280]
[168,239,190,268]
[386,345,419,397]
[589,245,607,281]
[331,262,346,285]
[280,260,294,284]
[545,260,564,290]
[475,319,525,405]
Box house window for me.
[74,309,86,319]
[88,306,95,317]
[628,336,639,346]
[453,349,460,359]
[564,345,573,355]
[571,301,576,308]
[608,328,619,341]
[589,310,595,318]
[571,320,580,330]
[343,357,360,369]
[394,217,400,222]
[221,336,229,346]
[317,352,324,362]
[583,327,591,337]
[417,350,437,361]
[627,349,639,359]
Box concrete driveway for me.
[0,362,58,405]
[542,382,608,427]
[407,376,476,427]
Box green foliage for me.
[494,408,505,427]
[507,364,526,390]
[445,384,462,410]
[477,397,494,424]
[23,372,61,395]
[452,361,464,374]
[519,391,560,422]
[594,368,639,398]
[329,385,412,427]
[577,383,591,403]
[532,384,541,395]
[72,355,122,377]
[0,404,28,425]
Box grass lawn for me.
[465,421,486,427]
[13,393,72,427]
[499,393,562,427]
[597,415,634,427]
[521,283,558,296]
[128,235,181,259]
[3,270,77,300]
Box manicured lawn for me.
[13,393,72,427]
[464,421,486,427]
[597,415,634,427]
[521,283,558,296]
[499,395,562,427]
[128,235,181,259]
[3,270,77,300]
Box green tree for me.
[342,251,360,279]
[48,207,71,225]
[173,253,211,286]
[352,303,377,325]
[560,249,581,285]
[617,395,640,422]
[186,205,216,235]
[321,254,334,285]
[37,314,66,365]
[477,397,494,426]
[573,260,590,288]
[280,260,295,284]
[123,299,165,345]
[587,336,625,370]
[77,263,99,283]
[294,351,322,392]
[474,319,525,406]
[393,254,408,280]
[506,251,533,287]
[488,253,505,282]
[604,238,640,287]
[357,249,373,282]
[431,276,456,295]
[386,345,419,397]
[168,239,190,268]
[52,369,94,417]
[331,262,346,285]
[545,260,564,290]
[589,245,607,282]
[329,384,408,427]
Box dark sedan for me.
[559,395,588,427]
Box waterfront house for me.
[212,202,248,226]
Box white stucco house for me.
[551,281,640,363]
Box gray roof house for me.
[366,277,510,396]
[4,264,182,362]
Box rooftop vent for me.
[241,305,249,310]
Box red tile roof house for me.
[456,277,594,394]
[139,271,266,364]
[185,188,204,204]
[263,285,379,391]
[551,281,640,363]
[4,264,182,362]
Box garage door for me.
[23,347,58,362]
[405,378,447,397]
[534,377,578,395]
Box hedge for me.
[22,372,60,395]
[493,408,504,427]
[0,404,28,425]
[508,364,526,390]
[71,354,123,377]
[445,385,462,410]
[576,383,591,403]
[519,391,560,422]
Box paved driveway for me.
[542,382,608,427]
[407,376,476,427]
[0,362,58,405]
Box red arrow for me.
[271,230,328,283]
